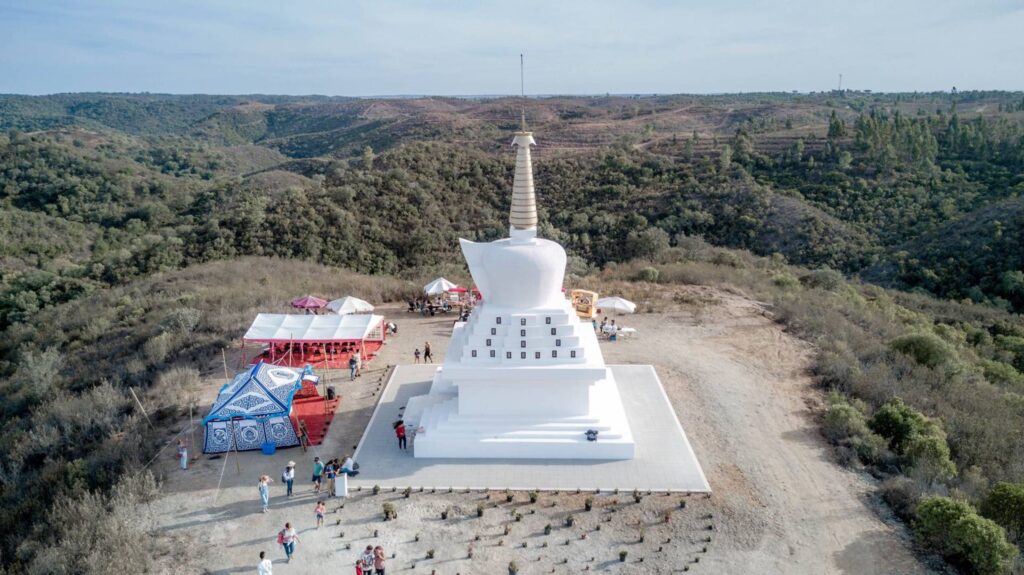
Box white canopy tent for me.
[596,296,637,314]
[243,313,385,343]
[424,277,458,296]
[326,296,374,315]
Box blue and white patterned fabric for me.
[202,361,304,453]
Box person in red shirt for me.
[394,420,407,450]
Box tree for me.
[362,145,375,169]
[790,139,804,163]
[980,483,1024,543]
[718,144,733,172]
[827,110,847,139]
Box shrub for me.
[619,550,628,562]
[903,424,957,482]
[142,332,174,365]
[802,268,844,291]
[879,476,922,521]
[950,514,1017,575]
[382,502,397,521]
[635,266,659,283]
[889,333,956,369]
[915,496,1017,575]
[979,360,1024,390]
[823,403,869,443]
[915,496,974,550]
[771,272,800,289]
[160,307,201,336]
[869,398,927,454]
[528,490,539,504]
[979,482,1024,544]
[584,497,594,511]
[476,503,484,518]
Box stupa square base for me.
[350,364,710,492]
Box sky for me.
[1,0,1022,96]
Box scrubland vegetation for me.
[1,90,1023,572]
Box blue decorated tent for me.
[202,361,309,453]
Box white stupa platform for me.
[349,364,710,492]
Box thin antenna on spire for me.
[520,53,526,131]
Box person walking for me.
[258,475,273,513]
[177,440,188,470]
[311,456,324,494]
[373,545,386,575]
[354,349,362,377]
[278,522,299,562]
[282,461,295,497]
[360,546,375,573]
[423,341,432,363]
[394,420,407,450]
[257,550,273,575]
[413,348,421,364]
[314,500,326,529]
[348,355,358,381]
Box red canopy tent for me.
[243,313,387,369]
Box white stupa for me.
[404,126,635,459]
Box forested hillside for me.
[1,91,1024,572]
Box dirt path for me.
[150,294,931,574]
[598,289,928,574]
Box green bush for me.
[770,272,800,289]
[802,268,844,291]
[634,266,660,283]
[870,398,927,453]
[915,496,1017,575]
[979,360,1024,390]
[823,403,870,443]
[979,482,1024,544]
[889,332,957,368]
[903,424,957,482]
[951,514,1018,575]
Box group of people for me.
[597,316,620,341]
[407,296,454,316]
[347,350,362,381]
[412,341,433,364]
[357,544,387,575]
[253,454,362,569]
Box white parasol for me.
[595,296,637,314]
[326,296,375,315]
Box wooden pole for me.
[190,401,199,462]
[221,348,230,381]
[129,387,154,429]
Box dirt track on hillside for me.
[151,290,931,574]
[598,287,929,574]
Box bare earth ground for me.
[149,289,932,574]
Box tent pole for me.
[129,387,154,429]
[221,348,229,381]
[190,400,199,462]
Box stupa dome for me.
[460,236,566,309]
